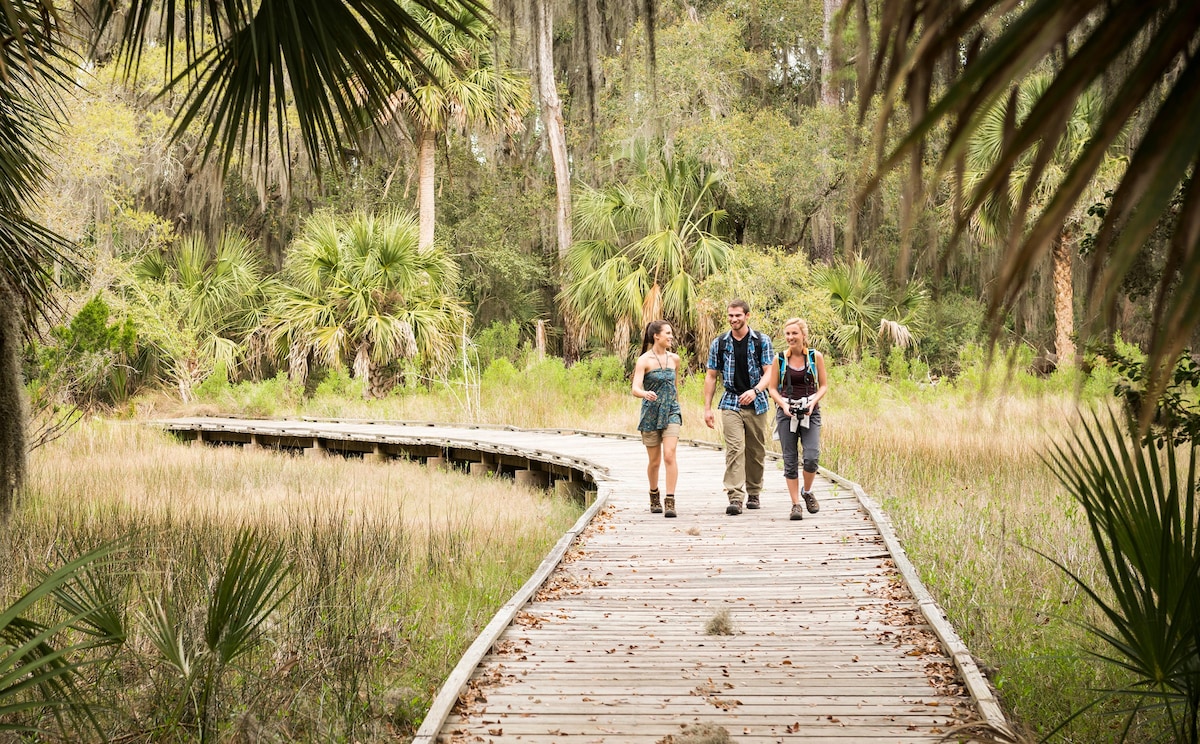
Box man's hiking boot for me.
[746,494,760,510]
[726,501,743,515]
[790,503,804,521]
[802,490,820,514]
[664,495,676,518]
[650,490,662,514]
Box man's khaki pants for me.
[721,407,769,504]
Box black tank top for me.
[782,358,818,411]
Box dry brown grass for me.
[7,419,581,740]
[24,421,554,532]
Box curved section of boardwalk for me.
[159,417,1007,743]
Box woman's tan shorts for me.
[641,423,681,446]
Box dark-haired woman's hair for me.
[641,321,670,354]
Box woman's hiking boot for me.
[726,499,743,515]
[649,490,663,514]
[790,503,804,521]
[746,494,761,509]
[663,495,676,518]
[802,490,820,514]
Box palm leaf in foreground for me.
[92,0,489,173]
[855,0,1200,401]
[1041,410,1200,742]
[0,541,126,737]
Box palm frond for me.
[98,0,489,172]
[857,0,1200,401]
[1041,408,1200,741]
[0,541,124,737]
[204,530,293,667]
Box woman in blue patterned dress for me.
[631,320,683,517]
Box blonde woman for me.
[768,318,828,520]
[631,320,682,517]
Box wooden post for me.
[426,456,448,470]
[373,444,389,463]
[470,461,497,477]
[554,479,586,503]
[306,438,327,458]
[515,469,550,489]
[245,434,261,451]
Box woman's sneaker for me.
[802,490,820,514]
[790,503,804,521]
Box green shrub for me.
[482,357,519,386]
[473,321,523,370]
[313,367,364,399]
[920,292,985,376]
[194,362,231,400]
[29,294,141,406]
[571,354,625,386]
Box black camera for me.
[786,396,812,432]
[787,397,810,416]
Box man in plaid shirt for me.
[703,299,775,515]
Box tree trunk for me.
[368,364,393,399]
[418,127,437,250]
[1052,231,1076,367]
[532,0,579,363]
[0,278,28,520]
[288,342,309,390]
[533,0,572,261]
[353,342,373,399]
[820,0,839,107]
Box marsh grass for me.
[46,352,1147,739]
[821,371,1145,742]
[5,422,579,741]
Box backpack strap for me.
[715,330,735,370]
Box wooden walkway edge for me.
[157,417,1011,743]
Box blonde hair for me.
[781,318,809,360]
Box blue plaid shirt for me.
[706,329,774,414]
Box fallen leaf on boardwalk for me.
[514,611,546,628]
[786,722,801,733]
[487,728,502,735]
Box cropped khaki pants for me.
[721,407,769,504]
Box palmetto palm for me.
[560,144,733,358]
[132,229,274,388]
[0,0,483,512]
[0,1,79,516]
[857,0,1200,399]
[962,75,1110,366]
[813,255,926,362]
[271,211,469,398]
[386,0,530,248]
[1045,411,1200,742]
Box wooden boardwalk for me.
[159,417,1008,743]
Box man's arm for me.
[703,369,718,429]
